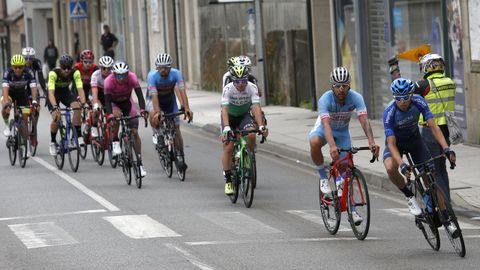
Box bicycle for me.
[319,147,377,240]
[115,114,147,189]
[156,110,190,181]
[6,102,31,168]
[27,96,43,157]
[405,153,466,257]
[90,108,115,167]
[53,107,82,172]
[226,129,265,208]
[80,105,92,160]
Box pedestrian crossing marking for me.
[9,222,78,249]
[198,211,282,234]
[103,215,181,239]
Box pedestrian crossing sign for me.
[69,0,88,20]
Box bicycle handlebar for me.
[158,108,192,124]
[337,146,378,163]
[224,129,267,144]
[409,153,456,171]
[113,114,148,128]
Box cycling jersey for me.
[90,69,110,90]
[26,58,46,92]
[2,68,37,109]
[383,94,433,141]
[74,62,98,87]
[48,68,83,92]
[3,68,37,92]
[146,68,185,99]
[221,82,260,117]
[222,71,258,88]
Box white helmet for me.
[329,66,351,84]
[237,55,252,67]
[419,53,444,74]
[155,53,172,67]
[22,47,36,57]
[112,61,129,74]
[98,56,114,68]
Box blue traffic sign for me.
[69,0,88,20]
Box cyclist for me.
[414,53,456,201]
[74,50,98,99]
[47,54,86,156]
[220,65,267,195]
[383,78,456,223]
[309,66,379,224]
[90,55,114,137]
[104,61,148,177]
[22,47,47,99]
[147,53,193,171]
[2,55,38,156]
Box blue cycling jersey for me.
[383,94,433,141]
[146,68,185,101]
[316,89,367,132]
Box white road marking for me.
[198,211,282,234]
[185,236,381,246]
[165,243,216,270]
[286,210,351,232]
[103,215,181,239]
[9,221,78,249]
[32,157,120,212]
[382,208,480,229]
[0,209,107,222]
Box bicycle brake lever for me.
[260,136,266,144]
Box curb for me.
[193,122,480,218]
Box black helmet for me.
[59,54,74,69]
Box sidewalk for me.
[185,88,480,216]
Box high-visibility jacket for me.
[418,73,456,125]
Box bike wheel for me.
[159,145,173,178]
[79,124,88,160]
[18,133,28,168]
[251,150,257,189]
[90,138,98,162]
[67,126,80,172]
[229,170,240,204]
[120,137,132,185]
[241,150,255,208]
[432,182,466,257]
[346,169,370,240]
[172,147,186,181]
[54,136,65,170]
[29,115,38,157]
[319,174,341,235]
[95,125,105,166]
[130,139,142,189]
[108,140,118,168]
[413,184,440,251]
[7,121,17,166]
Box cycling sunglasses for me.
[12,65,25,70]
[101,67,111,71]
[83,60,93,65]
[393,94,412,102]
[157,65,171,70]
[233,78,248,84]
[333,83,349,89]
[61,66,72,71]
[115,73,128,79]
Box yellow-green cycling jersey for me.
[48,68,83,92]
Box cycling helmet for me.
[390,78,414,95]
[22,47,36,57]
[112,61,129,74]
[330,66,351,84]
[80,50,94,61]
[230,65,249,79]
[237,55,252,67]
[98,56,114,68]
[155,53,172,67]
[420,53,444,74]
[11,54,26,66]
[227,56,239,68]
[59,54,74,69]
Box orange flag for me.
[397,44,431,62]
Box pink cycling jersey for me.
[104,71,140,102]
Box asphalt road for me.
[0,108,479,270]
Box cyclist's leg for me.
[222,115,240,193]
[239,111,256,151]
[124,100,140,155]
[383,142,415,197]
[309,116,328,180]
[421,126,450,201]
[1,96,12,132]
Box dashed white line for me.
[103,215,181,239]
[32,157,120,212]
[9,221,78,249]
[165,243,216,270]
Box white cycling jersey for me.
[90,69,111,90]
[221,81,260,117]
